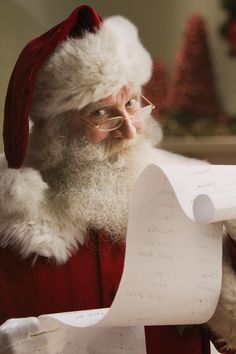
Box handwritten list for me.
[38,163,236,353]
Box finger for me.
[0,318,40,348]
[37,317,61,334]
[31,327,67,349]
[35,335,67,354]
[0,329,67,354]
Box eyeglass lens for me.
[99,117,123,131]
[98,105,152,131]
[132,105,152,121]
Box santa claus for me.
[0,4,236,354]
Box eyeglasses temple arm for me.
[141,94,156,109]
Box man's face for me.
[71,86,145,144]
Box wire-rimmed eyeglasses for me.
[80,95,155,132]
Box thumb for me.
[37,316,62,334]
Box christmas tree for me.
[165,14,225,136]
[143,58,168,121]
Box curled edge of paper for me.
[193,194,215,223]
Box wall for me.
[0,0,235,152]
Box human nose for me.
[114,113,137,139]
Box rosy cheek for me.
[134,120,145,131]
[86,128,110,143]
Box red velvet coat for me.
[0,230,235,354]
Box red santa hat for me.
[3,4,152,169]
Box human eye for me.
[125,97,139,108]
[92,108,107,117]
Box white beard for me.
[26,117,162,240]
[43,136,156,239]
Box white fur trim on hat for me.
[31,16,152,119]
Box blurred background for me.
[1,0,236,164]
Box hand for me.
[0,317,67,354]
[224,219,236,242]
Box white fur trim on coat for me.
[31,16,152,119]
[207,236,236,350]
[225,219,236,242]
[0,155,84,263]
[0,165,48,217]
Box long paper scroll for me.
[38,163,236,353]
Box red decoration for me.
[226,19,236,55]
[167,14,222,119]
[218,0,236,57]
[144,59,168,120]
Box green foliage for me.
[162,109,235,136]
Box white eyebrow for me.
[82,90,140,115]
